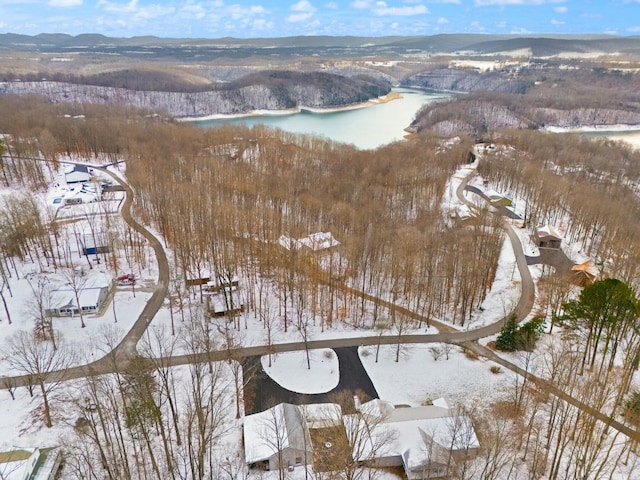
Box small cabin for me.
[534,225,562,249]
[571,260,599,286]
[80,232,110,256]
[207,287,244,317]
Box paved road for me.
[96,166,170,362]
[1,163,170,387]
[243,347,378,415]
[4,153,639,444]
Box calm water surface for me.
[580,130,640,150]
[193,88,449,150]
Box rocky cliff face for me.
[0,75,390,118]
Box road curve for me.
[1,163,170,387]
[4,153,638,449]
[96,166,170,361]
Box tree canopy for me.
[560,278,639,373]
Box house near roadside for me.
[534,225,563,249]
[243,403,313,471]
[64,164,92,184]
[244,399,478,480]
[0,447,62,480]
[186,267,240,291]
[46,279,111,317]
[204,274,239,292]
[352,398,479,480]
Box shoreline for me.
[544,124,640,150]
[544,124,640,133]
[178,90,403,122]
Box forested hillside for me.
[411,61,640,135]
[0,70,390,118]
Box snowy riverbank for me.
[178,91,403,122]
[545,124,640,149]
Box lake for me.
[581,129,640,150]
[192,88,450,150]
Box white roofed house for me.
[59,182,99,206]
[79,232,110,256]
[244,399,477,479]
[352,398,479,480]
[0,447,62,480]
[298,232,341,252]
[243,403,313,472]
[278,232,340,253]
[185,267,211,287]
[64,164,92,184]
[46,278,111,317]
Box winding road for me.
[4,150,640,444]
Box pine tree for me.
[496,314,519,351]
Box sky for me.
[0,0,639,40]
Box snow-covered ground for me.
[262,348,339,394]
[3,143,627,479]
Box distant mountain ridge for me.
[2,32,639,57]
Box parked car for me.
[116,273,135,286]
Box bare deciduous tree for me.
[5,331,75,427]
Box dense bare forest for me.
[4,88,640,479]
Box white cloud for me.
[351,0,372,9]
[554,6,567,13]
[252,18,274,30]
[372,3,429,16]
[181,3,207,19]
[97,0,174,20]
[287,12,314,21]
[390,21,398,28]
[228,4,267,20]
[510,26,532,34]
[550,19,565,25]
[48,0,83,6]
[474,0,566,5]
[291,0,315,11]
[287,0,316,22]
[437,16,448,24]
[326,1,338,7]
[98,0,139,14]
